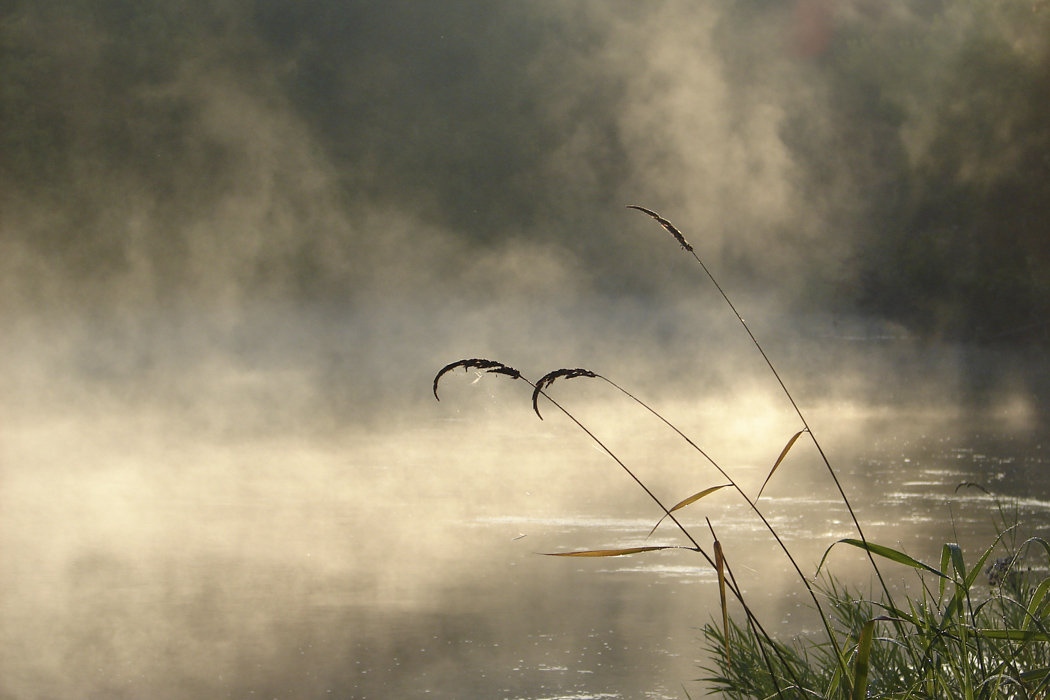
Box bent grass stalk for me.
[529,367,853,687]
[435,359,808,694]
[432,268,859,691]
[436,366,838,695]
[625,205,923,671]
[433,209,1050,698]
[626,205,895,605]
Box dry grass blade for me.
[531,367,598,418]
[626,205,694,252]
[543,546,680,557]
[433,358,522,400]
[756,429,808,501]
[647,484,732,538]
[715,539,730,668]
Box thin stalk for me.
[628,206,898,610]
[437,361,804,697]
[546,382,860,697]
[951,510,991,685]
[532,383,819,697]
[592,372,851,686]
[708,517,801,700]
[535,387,703,552]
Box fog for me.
[4,1,1048,413]
[2,1,1049,698]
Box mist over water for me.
[4,371,1049,699]
[2,1,1050,698]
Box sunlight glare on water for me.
[3,377,1049,699]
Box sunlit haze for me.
[2,2,1049,698]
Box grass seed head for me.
[433,358,522,400]
[531,367,598,418]
[627,205,694,252]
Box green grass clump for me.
[703,539,1050,699]
[434,207,1050,699]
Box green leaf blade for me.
[818,539,947,579]
[851,619,876,700]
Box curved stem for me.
[597,374,851,688]
[629,206,896,608]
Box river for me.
[3,349,1048,699]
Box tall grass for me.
[433,208,1050,698]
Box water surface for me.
[3,380,1049,699]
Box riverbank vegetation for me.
[435,208,1050,699]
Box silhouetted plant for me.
[434,208,1050,699]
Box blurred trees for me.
[789,2,1050,343]
[0,0,261,291]
[2,0,1048,344]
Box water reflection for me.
[3,387,1050,698]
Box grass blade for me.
[946,542,967,580]
[940,543,952,602]
[715,539,730,668]
[965,525,1016,590]
[1023,577,1050,632]
[647,484,732,538]
[974,629,1050,642]
[543,546,681,557]
[1020,667,1050,682]
[1022,536,1050,568]
[671,484,733,513]
[817,539,948,579]
[851,619,876,700]
[756,429,808,501]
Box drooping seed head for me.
[627,205,694,252]
[531,367,598,418]
[433,358,522,400]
